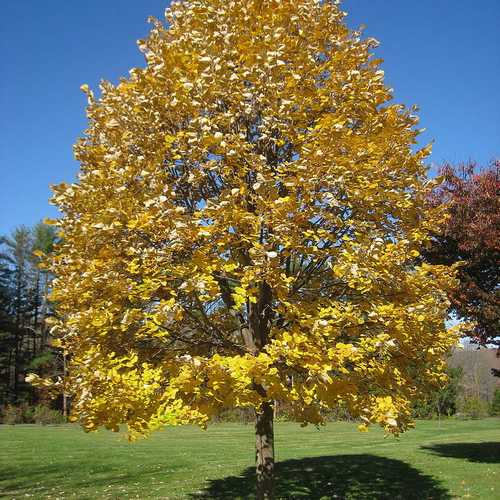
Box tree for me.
[0,224,58,407]
[39,1,458,497]
[412,365,462,419]
[31,222,58,351]
[0,237,15,404]
[424,161,499,355]
[4,226,34,402]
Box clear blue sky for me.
[1,1,498,236]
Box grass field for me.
[1,418,498,499]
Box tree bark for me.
[40,272,49,349]
[245,278,274,498]
[62,352,68,420]
[255,400,275,500]
[32,269,41,357]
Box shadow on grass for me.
[191,454,450,499]
[421,442,500,464]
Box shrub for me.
[490,388,500,416]
[31,405,66,425]
[0,404,65,425]
[1,404,25,425]
[22,404,36,423]
[458,396,490,419]
[211,407,254,424]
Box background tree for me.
[40,1,458,497]
[31,222,58,352]
[0,238,16,404]
[424,161,499,355]
[412,365,462,419]
[0,223,58,407]
[4,226,34,402]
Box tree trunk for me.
[62,352,68,419]
[40,272,49,349]
[32,269,41,357]
[255,400,275,500]
[244,278,274,498]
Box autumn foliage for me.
[32,0,460,496]
[425,161,499,349]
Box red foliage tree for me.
[424,161,499,353]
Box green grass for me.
[1,418,498,499]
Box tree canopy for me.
[36,0,460,495]
[425,161,499,352]
[44,0,459,433]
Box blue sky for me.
[1,0,498,236]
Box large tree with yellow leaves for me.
[41,0,459,497]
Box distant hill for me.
[449,346,500,404]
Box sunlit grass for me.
[1,418,499,498]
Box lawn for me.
[1,418,498,499]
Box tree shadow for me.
[421,442,500,464]
[191,454,450,499]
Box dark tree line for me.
[0,223,61,407]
